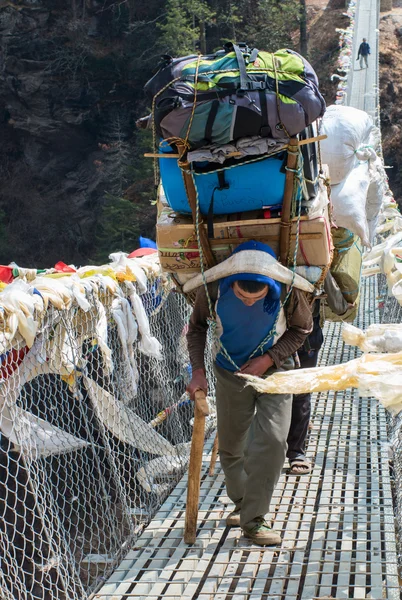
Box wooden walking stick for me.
[209,433,219,476]
[184,390,210,544]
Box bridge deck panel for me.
[94,275,399,600]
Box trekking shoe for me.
[226,507,241,527]
[243,517,281,546]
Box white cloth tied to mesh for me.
[127,283,162,359]
[0,253,179,467]
[1,405,90,459]
[111,295,139,395]
[0,250,168,352]
[131,252,166,280]
[34,275,91,312]
[83,377,177,455]
[109,252,148,294]
[135,442,190,494]
[92,298,113,375]
[0,339,90,457]
[362,231,402,302]
[0,276,91,350]
[11,266,38,282]
[30,276,75,310]
[0,280,42,349]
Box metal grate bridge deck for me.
[95,271,399,600]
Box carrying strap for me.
[231,43,265,92]
[177,141,216,269]
[204,100,220,144]
[232,43,249,91]
[207,171,229,239]
[258,89,270,137]
[250,47,259,63]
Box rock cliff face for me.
[379,6,402,205]
[0,0,155,267]
[3,0,393,269]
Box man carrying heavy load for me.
[186,240,313,546]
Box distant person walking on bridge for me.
[186,241,313,546]
[357,38,371,69]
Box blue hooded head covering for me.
[219,240,282,314]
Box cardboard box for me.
[157,204,333,273]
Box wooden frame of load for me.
[157,210,331,271]
[156,148,331,274]
[150,134,328,272]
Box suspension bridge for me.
[94,1,401,599]
[0,1,401,600]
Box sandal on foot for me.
[289,458,311,475]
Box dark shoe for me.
[226,506,241,527]
[242,517,281,546]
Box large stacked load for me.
[142,44,329,291]
[140,44,383,311]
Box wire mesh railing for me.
[377,273,402,566]
[0,260,215,600]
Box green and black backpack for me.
[144,42,326,149]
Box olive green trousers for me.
[214,362,292,527]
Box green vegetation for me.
[0,0,308,267]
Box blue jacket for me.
[214,240,286,372]
[358,42,370,57]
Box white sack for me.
[320,105,374,185]
[295,266,323,283]
[366,156,385,245]
[331,162,371,247]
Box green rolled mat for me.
[330,227,362,304]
